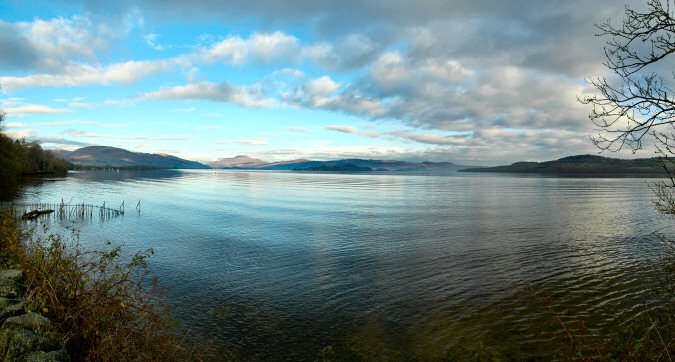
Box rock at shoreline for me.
[0,270,25,299]
[0,268,69,361]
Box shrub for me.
[0,210,200,361]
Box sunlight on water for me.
[12,170,675,359]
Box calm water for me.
[9,170,675,359]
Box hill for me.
[209,156,466,171]
[58,146,210,169]
[296,163,373,172]
[459,154,666,175]
[208,155,267,169]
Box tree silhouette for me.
[582,0,675,213]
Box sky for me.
[0,0,640,165]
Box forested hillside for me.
[0,111,69,184]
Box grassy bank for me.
[0,210,199,361]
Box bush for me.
[0,210,199,361]
[550,301,675,361]
[0,210,21,267]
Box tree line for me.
[0,110,69,185]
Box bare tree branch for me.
[582,0,675,153]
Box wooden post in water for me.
[3,201,130,222]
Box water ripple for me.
[12,170,675,360]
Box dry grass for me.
[0,210,204,361]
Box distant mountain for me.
[297,163,373,172]
[460,154,666,175]
[258,159,324,170]
[208,156,467,171]
[58,146,210,169]
[308,159,464,171]
[207,155,267,169]
[49,149,73,160]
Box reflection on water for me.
[11,170,675,359]
[0,176,62,202]
[68,169,185,182]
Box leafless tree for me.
[582,0,675,214]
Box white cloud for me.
[20,17,98,59]
[4,129,37,140]
[300,75,341,107]
[215,139,268,145]
[80,121,136,128]
[0,2,630,163]
[370,52,413,92]
[324,125,380,138]
[199,31,300,65]
[20,120,135,128]
[145,33,164,50]
[68,102,92,108]
[0,59,177,91]
[386,130,471,145]
[103,99,138,107]
[324,125,358,134]
[247,144,424,163]
[145,81,276,108]
[61,129,189,141]
[304,76,340,96]
[8,16,107,71]
[248,32,300,62]
[5,105,72,116]
[36,120,77,127]
[419,59,475,83]
[286,127,311,133]
[3,122,29,128]
[317,93,386,117]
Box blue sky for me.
[0,0,631,165]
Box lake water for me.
[7,169,675,359]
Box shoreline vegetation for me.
[0,138,69,186]
[0,211,203,361]
[0,114,206,360]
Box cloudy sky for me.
[0,0,637,165]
